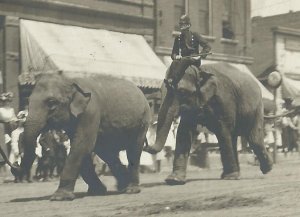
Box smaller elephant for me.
[14,73,151,200]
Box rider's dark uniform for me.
[171,31,211,67]
[165,15,211,88]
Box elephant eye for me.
[46,98,59,111]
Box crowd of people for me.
[264,98,300,154]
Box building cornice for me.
[0,0,154,25]
[272,26,300,37]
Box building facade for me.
[251,12,300,100]
[0,0,253,111]
[155,0,252,65]
[251,11,300,77]
[0,0,157,111]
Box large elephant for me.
[13,72,151,200]
[144,58,273,184]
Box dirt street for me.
[1,153,300,217]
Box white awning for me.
[228,63,274,100]
[20,20,166,88]
[282,75,300,101]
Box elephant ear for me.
[198,71,217,105]
[70,83,91,118]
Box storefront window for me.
[174,0,185,31]
[222,0,235,39]
[199,0,209,35]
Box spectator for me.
[0,92,17,168]
[147,121,164,172]
[9,110,26,165]
[264,118,275,151]
[281,98,297,154]
[292,112,300,154]
[36,129,69,181]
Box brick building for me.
[251,12,300,100]
[155,0,253,66]
[0,0,253,112]
[0,0,163,111]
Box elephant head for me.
[18,73,91,177]
[144,59,216,154]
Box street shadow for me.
[9,191,122,202]
[140,176,265,189]
[140,178,220,188]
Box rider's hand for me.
[192,56,201,60]
[175,55,182,60]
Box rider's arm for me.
[194,32,211,58]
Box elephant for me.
[13,72,151,201]
[144,58,273,184]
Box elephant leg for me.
[125,129,145,194]
[50,150,85,201]
[217,125,240,180]
[80,154,107,196]
[248,124,273,174]
[125,146,142,194]
[165,118,196,185]
[97,148,130,193]
[232,135,240,172]
[50,120,99,201]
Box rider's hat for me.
[179,14,191,26]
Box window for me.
[222,0,235,39]
[174,0,185,31]
[198,0,209,35]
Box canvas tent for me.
[19,20,166,88]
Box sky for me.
[251,0,300,17]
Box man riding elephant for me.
[144,59,273,184]
[165,14,211,89]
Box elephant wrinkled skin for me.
[144,59,273,184]
[14,73,151,200]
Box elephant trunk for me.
[19,114,46,177]
[144,89,178,154]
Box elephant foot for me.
[117,180,129,193]
[124,184,141,194]
[260,162,272,174]
[87,185,107,196]
[43,177,50,182]
[165,173,186,185]
[221,171,240,180]
[50,189,75,201]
